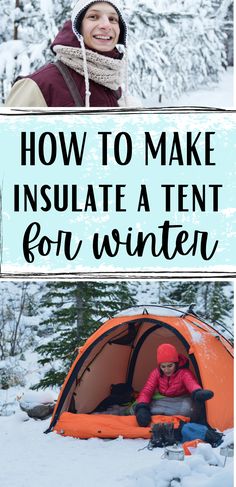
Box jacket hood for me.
[51,20,122,59]
[177,353,189,369]
[158,353,189,374]
[51,21,80,52]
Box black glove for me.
[192,389,214,401]
[135,402,151,427]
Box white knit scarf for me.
[53,44,125,92]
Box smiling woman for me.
[5,0,131,108]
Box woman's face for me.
[160,362,176,376]
[81,2,120,52]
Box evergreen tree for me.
[128,0,230,102]
[156,282,174,305]
[0,282,40,360]
[34,281,137,388]
[197,281,234,340]
[167,281,200,306]
[167,281,233,336]
[200,282,233,323]
[0,281,42,389]
[0,0,72,103]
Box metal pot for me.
[220,444,234,458]
[163,444,185,461]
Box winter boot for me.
[161,422,176,446]
[148,422,176,449]
[148,423,165,449]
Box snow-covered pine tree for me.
[196,281,234,341]
[0,0,72,103]
[155,281,174,305]
[199,281,233,325]
[0,281,42,389]
[0,282,40,359]
[127,0,230,102]
[34,281,137,388]
[166,281,233,337]
[136,281,160,305]
[167,281,200,307]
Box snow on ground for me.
[0,414,233,487]
[144,67,234,108]
[0,284,234,486]
[0,348,59,416]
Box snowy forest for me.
[0,0,233,105]
[0,280,234,487]
[0,280,233,415]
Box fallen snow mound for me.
[19,390,57,419]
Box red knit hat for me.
[157,343,179,364]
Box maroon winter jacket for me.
[137,354,201,403]
[25,21,122,107]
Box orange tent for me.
[47,306,233,438]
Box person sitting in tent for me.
[135,343,214,427]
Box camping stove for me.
[163,444,185,461]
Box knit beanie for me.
[157,344,179,364]
[72,0,128,46]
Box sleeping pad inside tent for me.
[46,306,234,439]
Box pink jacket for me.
[137,354,201,403]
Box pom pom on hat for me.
[157,344,179,364]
